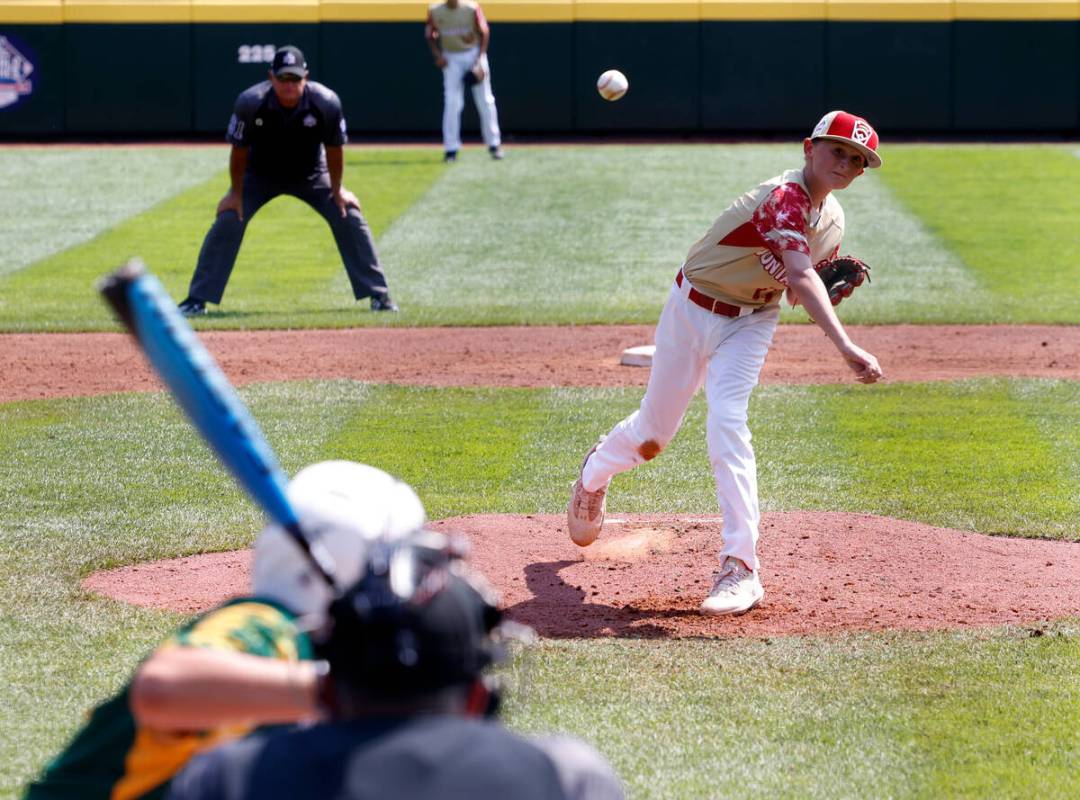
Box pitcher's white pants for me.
[441,48,502,153]
[581,276,779,571]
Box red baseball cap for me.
[810,110,882,168]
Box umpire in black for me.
[179,45,398,316]
[166,532,625,800]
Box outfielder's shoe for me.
[489,145,505,160]
[370,294,399,312]
[700,557,764,616]
[444,151,458,163]
[567,442,608,547]
[178,296,206,317]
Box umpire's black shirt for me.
[226,80,347,183]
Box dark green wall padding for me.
[0,19,1077,136]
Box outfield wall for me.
[1,1,1077,136]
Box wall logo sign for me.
[0,35,35,110]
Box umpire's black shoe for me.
[178,296,206,317]
[370,294,399,312]
[489,145,505,160]
[444,151,458,163]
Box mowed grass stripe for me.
[381,145,797,325]
[5,144,1076,329]
[510,630,1080,799]
[0,150,446,332]
[826,165,993,324]
[0,147,225,277]
[825,380,1080,537]
[1014,380,1080,521]
[877,145,1080,323]
[1,603,178,792]
[889,628,1080,798]
[0,383,372,602]
[319,384,556,515]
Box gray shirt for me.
[166,715,624,800]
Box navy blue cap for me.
[272,46,307,78]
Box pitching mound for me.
[84,512,1080,639]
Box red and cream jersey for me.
[681,169,844,308]
[427,1,487,53]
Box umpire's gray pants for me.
[187,171,389,304]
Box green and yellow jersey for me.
[24,597,312,800]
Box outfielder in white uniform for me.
[567,111,885,617]
[425,0,503,162]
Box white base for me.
[620,344,655,367]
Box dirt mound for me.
[83,512,1080,638]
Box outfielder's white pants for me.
[441,48,502,153]
[581,276,780,572]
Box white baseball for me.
[596,69,628,102]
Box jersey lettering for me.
[758,251,788,285]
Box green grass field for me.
[2,144,1078,330]
[1,144,1078,799]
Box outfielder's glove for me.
[815,255,870,306]
[463,64,484,87]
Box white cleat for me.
[700,557,764,616]
[567,443,607,546]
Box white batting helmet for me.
[252,460,426,629]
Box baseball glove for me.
[815,255,871,306]
[463,64,484,87]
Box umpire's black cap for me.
[322,533,504,697]
[272,45,307,78]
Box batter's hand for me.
[216,189,243,222]
[333,188,361,218]
[839,342,883,384]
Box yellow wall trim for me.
[575,0,698,21]
[320,1,427,22]
[480,1,575,22]
[0,1,63,23]
[61,0,191,23]
[827,1,953,22]
[1,0,1077,25]
[191,0,319,23]
[702,1,826,21]
[954,1,1078,21]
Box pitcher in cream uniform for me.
[425,0,504,162]
[567,111,885,617]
